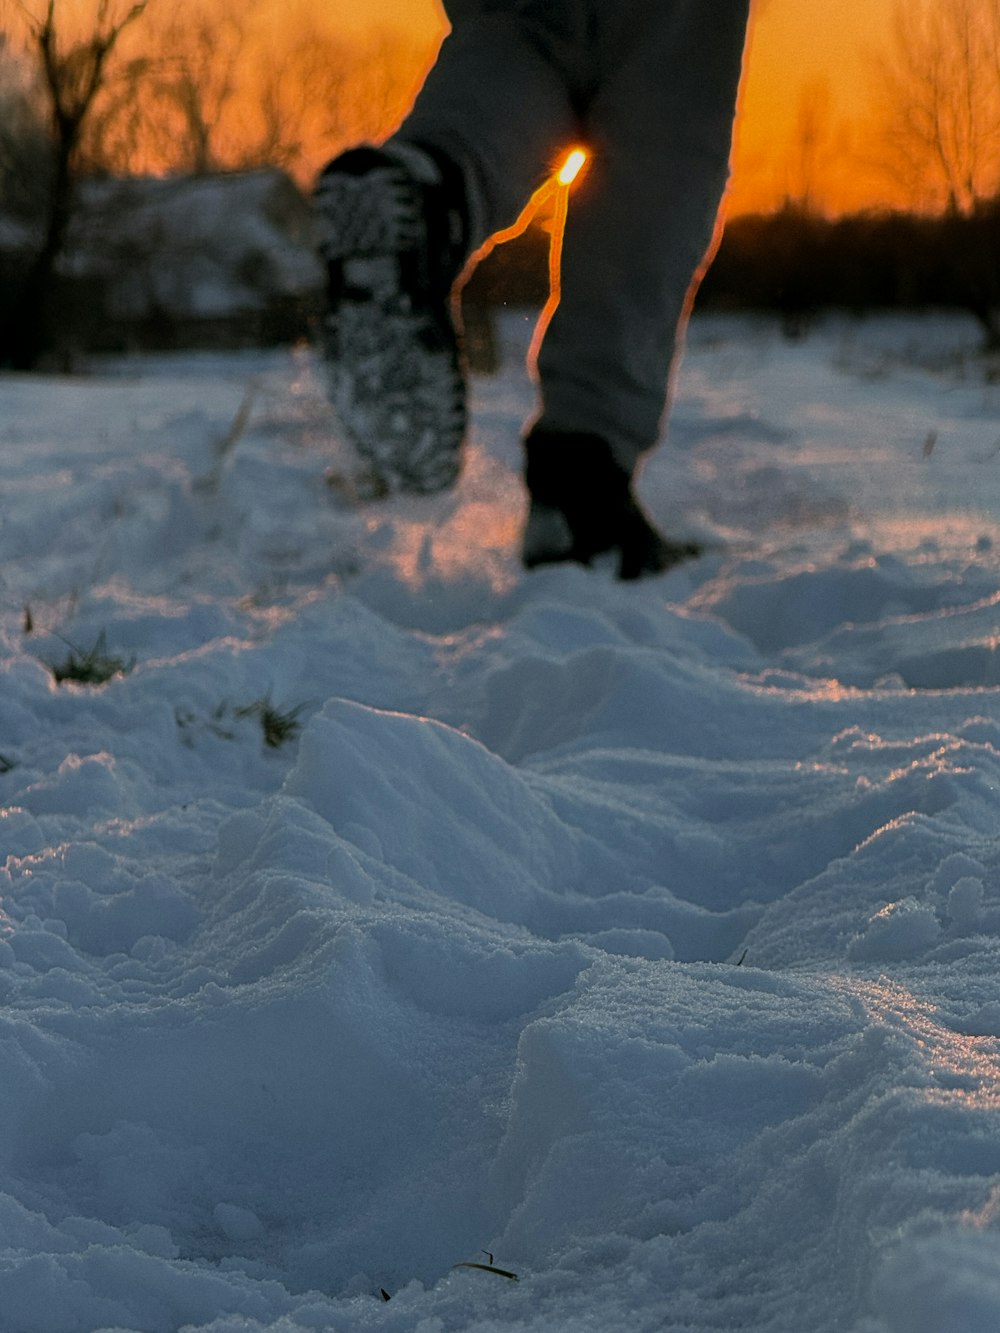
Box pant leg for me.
[534,0,752,473]
[396,7,581,250]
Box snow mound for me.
[1,313,1000,1331]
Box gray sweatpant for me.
[396,0,752,473]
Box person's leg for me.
[398,9,582,250]
[521,0,751,576]
[534,0,753,475]
[314,2,584,494]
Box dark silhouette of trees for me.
[0,0,151,369]
[692,205,1000,350]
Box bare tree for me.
[74,1,431,186]
[66,0,248,177]
[326,26,434,157]
[869,0,1000,347]
[74,50,154,175]
[872,0,1000,215]
[146,0,249,175]
[785,77,833,216]
[217,11,354,181]
[202,18,435,185]
[1,0,151,368]
[0,34,51,219]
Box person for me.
[313,0,752,579]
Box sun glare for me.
[557,149,588,187]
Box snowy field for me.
[2,310,1000,1333]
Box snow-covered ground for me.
[2,310,1000,1333]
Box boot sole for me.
[316,163,466,496]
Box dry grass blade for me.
[235,695,308,749]
[452,1251,519,1281]
[193,385,258,493]
[49,631,136,685]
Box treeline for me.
[698,205,1000,344]
[466,204,1000,347]
[8,190,1000,367]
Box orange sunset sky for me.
[323,0,902,216]
[0,0,945,215]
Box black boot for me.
[313,142,469,495]
[522,427,700,580]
